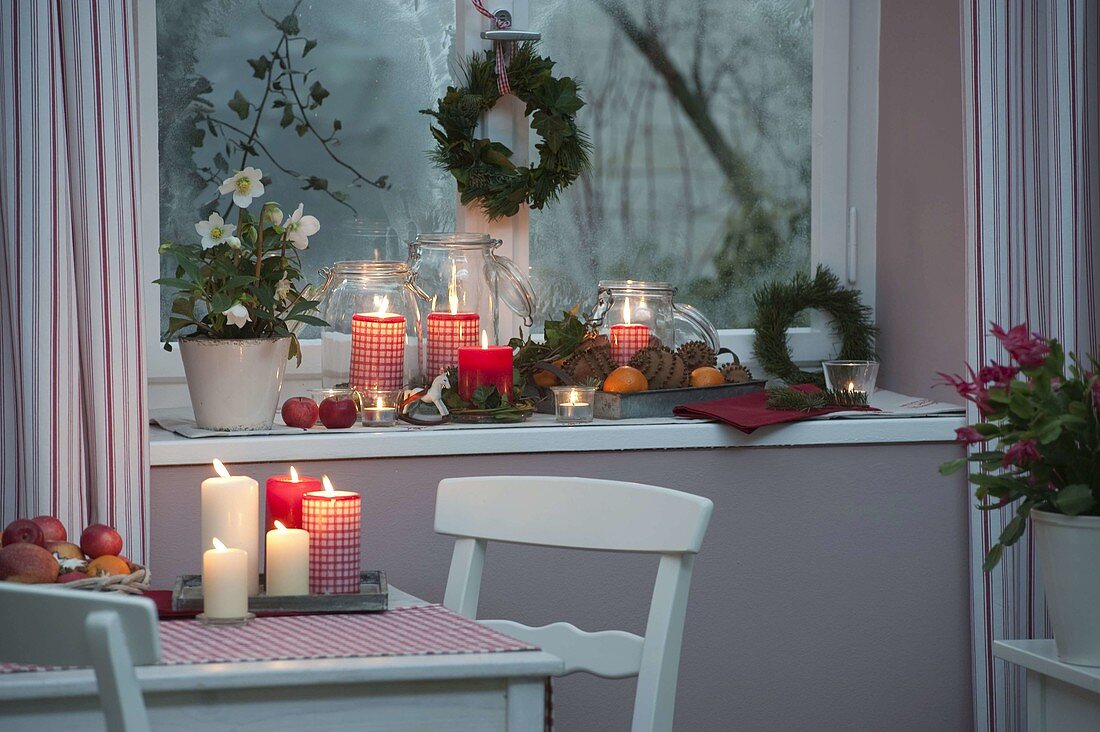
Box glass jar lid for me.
[411,232,498,249]
[333,260,410,277]
[598,279,678,295]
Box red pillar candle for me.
[265,466,323,531]
[350,311,406,391]
[457,330,514,402]
[302,476,361,595]
[426,312,479,377]
[610,323,651,365]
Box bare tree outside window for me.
[529,0,812,328]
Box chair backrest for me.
[435,476,713,732]
[0,583,160,732]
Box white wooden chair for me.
[0,582,160,732]
[435,476,713,732]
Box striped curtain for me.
[0,1,149,563]
[962,1,1099,729]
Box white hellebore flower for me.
[194,212,237,250]
[222,302,251,329]
[226,235,243,250]
[275,275,293,305]
[219,167,265,208]
[284,203,320,250]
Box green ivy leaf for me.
[189,127,205,148]
[228,90,250,120]
[333,119,342,132]
[471,385,502,409]
[277,14,300,35]
[303,39,317,56]
[1053,484,1095,516]
[295,123,309,137]
[247,55,271,80]
[309,81,329,106]
[280,104,295,129]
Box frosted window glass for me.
[156,0,455,337]
[528,0,812,328]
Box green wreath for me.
[751,265,878,386]
[420,42,591,220]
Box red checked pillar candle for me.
[265,466,322,531]
[609,297,651,365]
[426,261,479,377]
[457,330,514,401]
[350,296,406,391]
[302,476,361,595]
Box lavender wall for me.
[875,0,968,402]
[150,443,972,731]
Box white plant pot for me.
[1033,509,1100,666]
[179,337,291,431]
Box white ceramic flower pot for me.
[1033,509,1100,666]
[179,337,291,431]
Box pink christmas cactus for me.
[991,322,1051,368]
[937,322,1100,571]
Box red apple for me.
[46,541,84,561]
[318,396,358,429]
[282,396,319,429]
[57,571,88,583]
[0,543,60,583]
[32,515,67,543]
[2,519,45,548]
[80,524,123,559]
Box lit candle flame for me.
[376,396,385,410]
[847,381,856,392]
[623,297,632,325]
[322,475,336,496]
[274,520,287,532]
[569,388,579,404]
[373,295,390,316]
[212,537,227,551]
[212,458,230,479]
[448,260,459,314]
[480,329,489,349]
[289,466,299,482]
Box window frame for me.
[139,0,879,410]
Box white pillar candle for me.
[202,537,248,619]
[201,459,260,595]
[265,520,310,596]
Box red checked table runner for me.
[1,604,536,672]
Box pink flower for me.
[1003,438,1041,468]
[937,368,994,415]
[955,426,986,444]
[977,363,1020,385]
[991,322,1051,369]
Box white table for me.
[994,640,1100,732]
[0,587,561,731]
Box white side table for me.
[994,640,1100,732]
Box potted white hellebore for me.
[156,168,326,430]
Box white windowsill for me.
[149,412,965,467]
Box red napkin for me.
[672,384,879,434]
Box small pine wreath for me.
[751,265,878,386]
[420,42,591,220]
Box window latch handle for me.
[481,29,541,41]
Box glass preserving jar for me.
[318,261,426,389]
[588,280,720,365]
[407,233,535,379]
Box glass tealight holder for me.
[361,389,400,427]
[551,386,596,424]
[822,360,880,398]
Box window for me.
[141,0,879,408]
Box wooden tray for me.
[172,570,388,613]
[594,380,766,419]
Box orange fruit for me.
[690,366,725,387]
[86,555,131,577]
[602,366,649,393]
[533,359,565,388]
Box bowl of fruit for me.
[0,517,149,594]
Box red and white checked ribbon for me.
[471,0,513,95]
